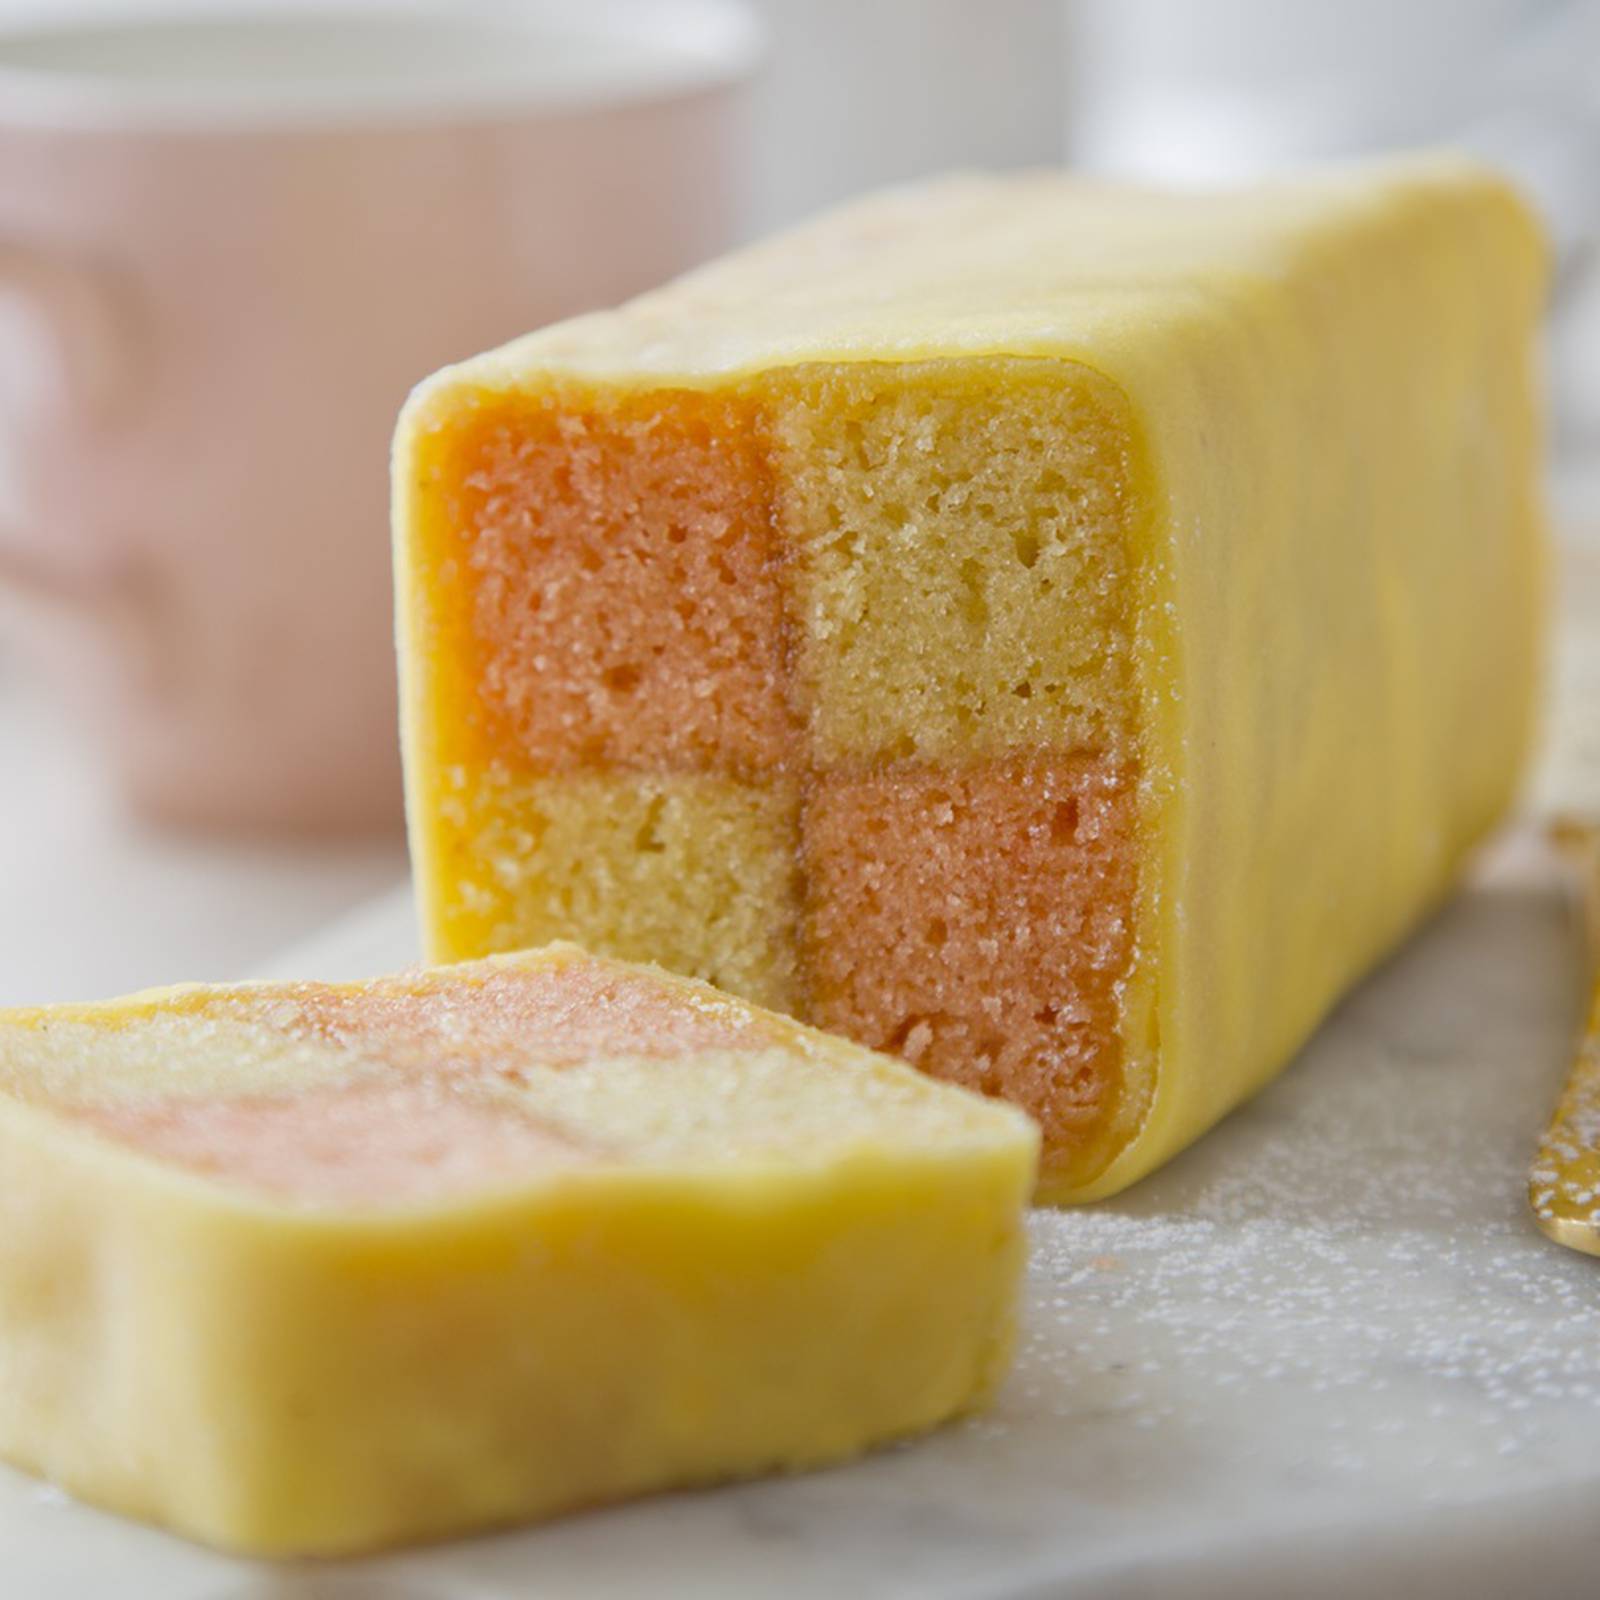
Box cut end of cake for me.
[1,947,1031,1211]
[404,356,1150,1193]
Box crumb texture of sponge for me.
[773,360,1139,764]
[428,766,805,1012]
[435,388,790,774]
[802,755,1138,1187]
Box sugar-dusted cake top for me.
[0,945,1036,1209]
[403,156,1542,395]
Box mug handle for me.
[0,241,139,621]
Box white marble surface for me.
[1,544,1597,1596]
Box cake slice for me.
[0,947,1035,1556]
[394,156,1547,1201]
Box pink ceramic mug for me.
[0,2,759,831]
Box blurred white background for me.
[1,0,1597,1004]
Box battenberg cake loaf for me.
[394,156,1547,1202]
[0,947,1035,1555]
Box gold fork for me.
[1529,818,1600,1253]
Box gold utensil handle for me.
[1530,819,1600,1253]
